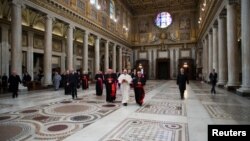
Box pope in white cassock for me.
[118,69,132,106]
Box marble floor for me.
[0,80,249,141]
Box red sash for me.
[111,83,116,97]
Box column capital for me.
[84,30,89,35]
[94,35,100,40]
[213,21,218,28]
[44,14,55,22]
[219,9,227,19]
[67,24,75,30]
[10,0,24,8]
[208,29,213,34]
[1,24,9,29]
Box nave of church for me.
[0,80,249,141]
[1,0,250,140]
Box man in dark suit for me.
[68,70,78,99]
[177,68,189,100]
[8,71,22,98]
[209,69,217,94]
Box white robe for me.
[118,74,132,104]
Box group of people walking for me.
[59,70,90,99]
[94,68,146,106]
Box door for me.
[156,59,170,80]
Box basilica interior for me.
[0,0,250,141]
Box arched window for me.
[110,0,115,20]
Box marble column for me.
[95,36,100,74]
[205,36,209,81]
[104,40,109,72]
[27,31,34,80]
[208,31,213,75]
[61,40,66,73]
[83,31,89,72]
[226,0,240,87]
[67,24,74,70]
[1,24,9,76]
[237,0,250,95]
[118,47,122,72]
[202,39,207,81]
[73,45,77,70]
[212,24,218,72]
[43,15,53,86]
[217,11,228,86]
[112,44,116,72]
[11,0,22,75]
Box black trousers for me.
[211,83,216,94]
[12,90,18,98]
[71,86,77,99]
[179,89,185,99]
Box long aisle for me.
[0,80,249,141]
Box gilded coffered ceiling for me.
[121,0,199,15]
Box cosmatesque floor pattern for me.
[0,80,249,141]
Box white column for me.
[212,24,218,72]
[83,31,89,72]
[27,31,34,80]
[104,40,109,71]
[205,36,209,81]
[226,0,240,87]
[11,0,22,75]
[202,38,207,81]
[118,47,122,72]
[67,24,74,70]
[1,24,9,76]
[217,11,228,86]
[61,40,66,73]
[43,15,53,86]
[95,36,100,74]
[112,44,116,72]
[73,45,77,70]
[237,0,250,95]
[208,31,213,74]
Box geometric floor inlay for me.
[152,93,181,100]
[100,118,188,141]
[0,81,165,141]
[0,98,120,141]
[204,104,250,121]
[136,101,186,116]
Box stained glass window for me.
[155,12,172,28]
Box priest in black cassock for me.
[176,68,189,100]
[104,69,117,102]
[133,71,146,106]
[81,71,89,90]
[95,71,104,96]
